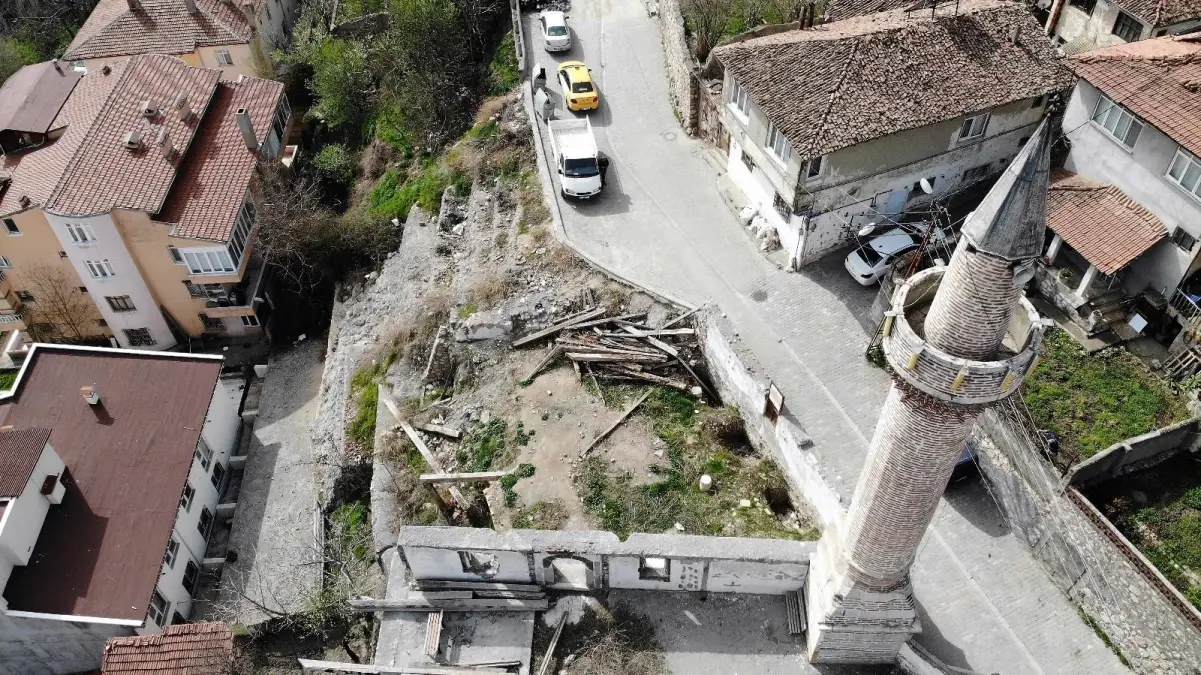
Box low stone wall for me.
[1068,418,1201,489]
[654,0,698,134]
[972,409,1201,673]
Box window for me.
[183,249,236,275]
[84,259,115,278]
[638,557,671,581]
[195,439,212,471]
[1167,148,1201,201]
[105,295,136,312]
[164,536,179,568]
[959,114,988,141]
[766,122,792,164]
[15,290,33,302]
[1154,28,1169,37]
[728,79,749,118]
[3,218,18,235]
[180,481,195,510]
[66,223,96,243]
[200,314,225,332]
[1112,11,1142,42]
[212,462,226,490]
[1031,95,1045,109]
[123,327,156,346]
[0,256,11,269]
[241,314,260,327]
[183,560,200,595]
[78,286,88,293]
[458,551,498,576]
[198,507,213,539]
[1171,227,1197,252]
[97,319,107,327]
[964,165,991,181]
[228,201,254,265]
[58,250,68,258]
[1091,95,1144,148]
[215,49,233,65]
[773,192,791,219]
[148,589,169,626]
[168,246,184,264]
[740,150,754,172]
[1069,0,1096,12]
[270,95,290,148]
[804,155,823,182]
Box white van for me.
[548,117,602,199]
[540,11,572,52]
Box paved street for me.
[523,1,1128,672]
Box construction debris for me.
[582,390,653,456]
[350,597,550,612]
[419,471,509,484]
[298,659,509,674]
[416,422,462,439]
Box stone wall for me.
[654,0,698,134]
[972,407,1201,674]
[1068,418,1201,489]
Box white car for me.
[844,228,920,286]
[540,11,571,52]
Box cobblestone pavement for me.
[523,0,1128,672]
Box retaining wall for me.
[654,0,698,134]
[1067,418,1201,489]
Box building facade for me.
[1046,0,1201,55]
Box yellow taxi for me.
[557,61,599,112]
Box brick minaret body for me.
[807,121,1053,663]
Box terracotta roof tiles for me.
[0,62,82,135]
[102,622,235,674]
[1047,171,1167,275]
[1110,0,1201,25]
[0,428,52,498]
[713,0,1074,162]
[64,0,253,61]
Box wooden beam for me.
[565,352,666,363]
[661,306,701,329]
[419,471,508,484]
[582,390,652,455]
[602,328,696,337]
[416,423,461,439]
[399,420,469,508]
[566,312,645,330]
[424,610,443,659]
[619,326,715,399]
[297,658,509,674]
[523,345,563,383]
[414,580,542,592]
[349,598,549,612]
[536,613,568,675]
[512,307,604,347]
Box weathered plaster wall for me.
[1054,1,1144,51]
[0,613,129,675]
[972,409,1201,674]
[1068,418,1201,488]
[655,0,697,133]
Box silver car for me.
[540,11,571,52]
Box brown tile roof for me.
[160,77,283,242]
[64,0,252,61]
[0,61,127,217]
[1069,36,1201,158]
[46,54,222,217]
[823,0,933,22]
[1110,0,1201,25]
[0,62,82,135]
[0,428,52,498]
[1047,171,1167,275]
[0,345,223,621]
[713,0,1073,162]
[102,622,235,674]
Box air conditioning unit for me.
[123,130,142,149]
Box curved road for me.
[523,1,1128,673]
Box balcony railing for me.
[1171,288,1201,321]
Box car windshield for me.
[571,80,594,93]
[858,243,883,266]
[548,25,568,36]
[564,157,599,177]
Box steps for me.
[784,589,807,636]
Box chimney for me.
[80,385,100,405]
[184,0,198,12]
[173,93,192,121]
[157,128,175,159]
[139,99,158,118]
[126,0,140,10]
[234,107,258,150]
[123,130,143,150]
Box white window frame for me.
[195,439,212,471]
[182,248,237,275]
[1166,148,1201,203]
[215,49,234,66]
[148,589,169,626]
[84,259,115,279]
[164,536,179,568]
[1090,94,1144,149]
[66,223,96,244]
[728,79,750,120]
[765,122,792,165]
[228,200,254,265]
[198,507,214,539]
[0,256,11,269]
[3,218,19,235]
[958,114,989,142]
[105,295,135,312]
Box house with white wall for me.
[0,343,243,675]
[711,0,1074,269]
[1039,35,1201,350]
[1045,0,1201,55]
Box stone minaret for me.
[806,120,1053,663]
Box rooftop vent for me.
[18,195,30,208]
[123,130,142,150]
[157,128,175,159]
[101,65,112,75]
[139,99,158,118]
[233,107,257,150]
[173,93,192,121]
[80,384,100,405]
[41,474,65,505]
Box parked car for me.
[844,228,919,285]
[547,116,603,199]
[948,442,978,485]
[557,61,599,112]
[539,11,571,52]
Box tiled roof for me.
[0,61,126,217]
[160,77,283,242]
[0,61,82,135]
[45,54,221,217]
[1069,35,1201,158]
[1047,171,1167,275]
[1110,0,1201,25]
[823,0,933,22]
[64,0,252,61]
[0,428,51,498]
[713,0,1073,162]
[102,622,235,674]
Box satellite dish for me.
[858,222,878,237]
[919,177,934,195]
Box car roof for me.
[870,228,917,256]
[559,62,592,83]
[543,10,566,23]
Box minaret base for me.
[806,534,919,664]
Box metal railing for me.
[1170,288,1201,320]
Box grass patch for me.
[517,170,550,231]
[500,462,537,507]
[512,499,568,530]
[488,31,520,95]
[0,370,17,390]
[458,302,479,319]
[577,389,818,540]
[1079,609,1132,667]
[369,162,470,221]
[330,501,373,564]
[1023,328,1189,460]
[377,432,442,525]
[456,418,525,472]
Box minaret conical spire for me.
[960,118,1052,262]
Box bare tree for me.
[20,262,101,343]
[682,0,737,62]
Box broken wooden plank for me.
[424,610,443,658]
[420,326,444,383]
[565,352,666,364]
[661,306,701,329]
[349,597,549,612]
[297,659,509,675]
[536,613,568,675]
[620,325,680,358]
[582,390,653,455]
[600,366,691,391]
[523,345,564,383]
[416,423,461,439]
[415,591,473,600]
[419,471,508,484]
[566,312,646,330]
[603,328,696,337]
[399,420,469,507]
[414,580,542,593]
[512,307,603,347]
[472,590,548,600]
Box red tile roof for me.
[1047,171,1167,275]
[101,622,235,674]
[1069,35,1201,158]
[823,0,931,22]
[713,0,1073,162]
[46,54,221,217]
[0,345,223,621]
[0,61,127,217]
[1110,0,1201,25]
[160,77,283,242]
[0,428,52,498]
[0,62,82,135]
[64,0,253,61]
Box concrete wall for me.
[971,408,1201,674]
[1067,418,1201,488]
[1053,0,1146,50]
[116,209,208,339]
[0,611,129,675]
[1063,80,1201,298]
[0,445,64,572]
